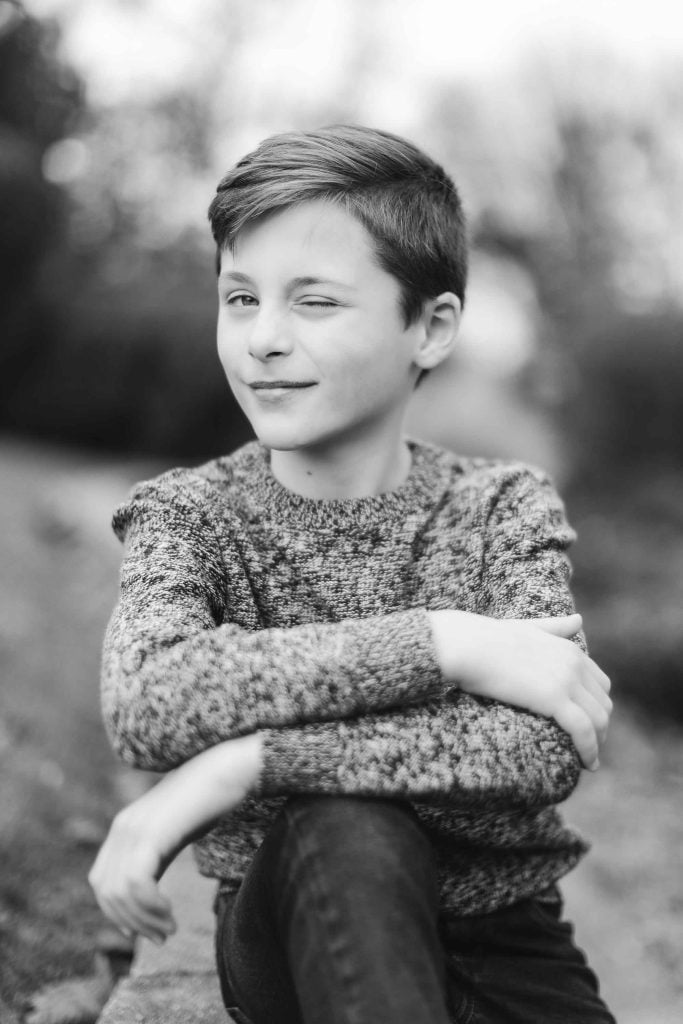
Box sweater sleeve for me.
[101,473,443,771]
[254,465,584,811]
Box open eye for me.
[225,292,258,307]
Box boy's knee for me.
[279,795,433,883]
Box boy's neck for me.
[269,430,413,501]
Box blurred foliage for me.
[1,3,681,467]
[570,470,683,723]
[0,1,79,329]
[3,243,254,457]
[0,1,79,147]
[560,311,683,724]
[0,1,253,457]
[0,2,77,436]
[563,313,683,481]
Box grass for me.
[0,436,680,1022]
[0,439,156,1020]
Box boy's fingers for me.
[552,702,599,770]
[130,880,177,933]
[593,665,612,694]
[525,614,583,638]
[94,875,175,939]
[130,878,173,915]
[573,688,610,746]
[103,896,143,941]
[124,899,175,937]
[132,913,173,944]
[110,895,173,944]
[129,903,175,934]
[583,667,613,712]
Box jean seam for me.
[442,952,476,1024]
[215,896,247,1017]
[284,803,368,1024]
[459,994,476,1024]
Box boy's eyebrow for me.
[218,271,354,291]
[288,275,354,291]
[218,271,253,285]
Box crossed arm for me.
[91,467,611,942]
[101,476,447,771]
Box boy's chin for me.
[251,425,313,452]
[252,421,341,454]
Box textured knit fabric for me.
[102,438,589,916]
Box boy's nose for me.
[247,311,294,361]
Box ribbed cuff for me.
[255,725,344,797]
[345,606,443,711]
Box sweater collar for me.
[242,438,455,531]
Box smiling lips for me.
[249,381,316,389]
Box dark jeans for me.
[214,796,616,1024]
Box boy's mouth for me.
[249,381,317,390]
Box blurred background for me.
[0,0,682,1020]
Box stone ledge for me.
[98,849,232,1023]
[98,973,227,1024]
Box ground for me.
[0,437,681,1022]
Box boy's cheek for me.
[216,345,240,386]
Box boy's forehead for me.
[224,200,377,273]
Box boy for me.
[90,125,615,1023]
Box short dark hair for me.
[208,124,467,325]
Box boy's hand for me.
[428,610,612,770]
[88,799,177,946]
[89,732,263,945]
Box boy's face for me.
[216,199,427,453]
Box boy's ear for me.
[413,292,461,371]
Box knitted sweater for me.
[102,438,589,916]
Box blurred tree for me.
[427,50,683,480]
[537,72,683,480]
[2,4,681,467]
[566,312,683,480]
[0,0,81,416]
[0,1,80,149]
[0,1,255,456]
